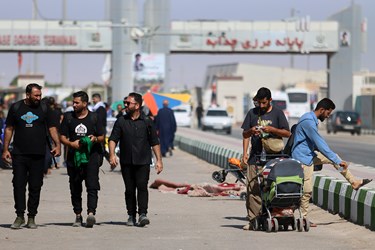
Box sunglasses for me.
[124,101,137,106]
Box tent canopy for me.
[143,92,182,115]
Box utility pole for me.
[62,0,67,86]
[33,0,38,75]
[110,0,138,101]
[290,8,295,69]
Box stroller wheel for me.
[239,192,247,201]
[212,171,225,183]
[251,219,259,231]
[265,218,272,233]
[272,218,279,232]
[297,218,303,232]
[292,218,297,231]
[303,218,310,232]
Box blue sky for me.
[0,0,373,90]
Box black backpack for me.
[284,123,323,171]
[283,124,297,156]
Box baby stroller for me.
[212,158,247,200]
[212,158,246,184]
[252,155,310,232]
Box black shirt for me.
[109,113,159,165]
[6,100,59,155]
[241,106,289,161]
[95,106,107,128]
[60,111,104,155]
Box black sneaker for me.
[72,215,83,227]
[86,214,96,228]
[26,217,37,229]
[138,214,150,227]
[10,216,25,229]
[126,215,136,226]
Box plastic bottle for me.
[338,163,348,172]
[260,147,267,162]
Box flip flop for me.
[354,179,372,190]
[310,221,317,227]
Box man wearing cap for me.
[241,87,290,230]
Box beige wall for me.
[216,79,244,124]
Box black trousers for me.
[12,154,45,217]
[66,151,101,215]
[121,164,150,216]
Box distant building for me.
[353,71,375,107]
[202,63,327,123]
[17,74,45,88]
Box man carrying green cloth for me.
[60,91,105,228]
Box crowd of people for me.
[1,83,372,231]
[0,84,174,229]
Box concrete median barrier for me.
[174,134,375,230]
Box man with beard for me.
[108,92,163,227]
[241,87,290,230]
[292,98,372,226]
[60,91,105,228]
[2,83,61,229]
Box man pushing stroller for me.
[241,87,290,230]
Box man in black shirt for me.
[109,92,163,227]
[196,102,204,129]
[2,83,61,229]
[60,91,105,228]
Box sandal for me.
[354,179,372,190]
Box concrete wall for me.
[216,79,244,124]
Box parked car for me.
[202,107,232,134]
[326,111,361,135]
[172,104,191,127]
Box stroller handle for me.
[255,153,290,162]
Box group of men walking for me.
[2,84,163,229]
[2,83,372,231]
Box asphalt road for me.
[1,148,374,250]
[228,126,375,168]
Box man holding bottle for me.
[241,87,290,230]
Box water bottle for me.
[338,163,348,172]
[260,148,267,162]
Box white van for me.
[285,88,311,118]
[272,91,289,120]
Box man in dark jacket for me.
[91,93,109,163]
[155,100,177,157]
